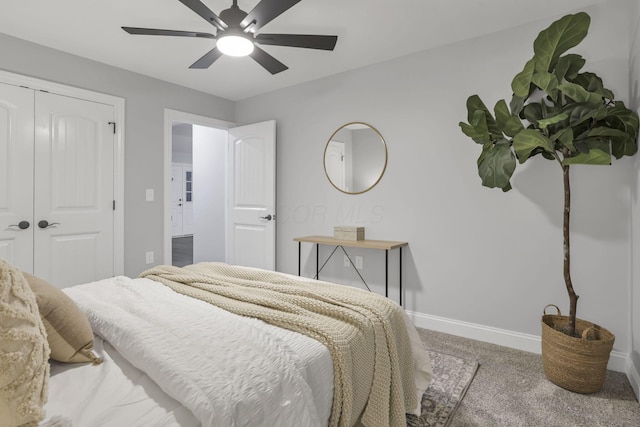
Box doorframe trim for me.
[0,70,125,276]
[163,109,234,264]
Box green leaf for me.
[571,72,614,99]
[477,142,516,191]
[466,95,501,138]
[494,100,525,137]
[558,82,603,104]
[513,129,555,163]
[459,110,492,144]
[587,127,633,139]
[606,101,639,141]
[460,122,488,144]
[533,12,591,73]
[512,58,537,97]
[532,72,559,100]
[563,148,611,165]
[562,102,607,129]
[522,103,543,125]
[510,94,526,116]
[554,54,585,82]
[588,127,637,159]
[537,113,569,129]
[551,128,575,151]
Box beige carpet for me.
[416,328,640,427]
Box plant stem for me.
[562,154,579,336]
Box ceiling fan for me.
[122,0,338,75]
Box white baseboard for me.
[628,357,640,402]
[406,310,629,374]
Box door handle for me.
[38,220,60,229]
[259,214,274,221]
[8,221,30,230]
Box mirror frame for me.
[323,122,388,195]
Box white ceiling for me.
[0,0,608,101]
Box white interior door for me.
[33,91,115,286]
[171,164,184,237]
[171,164,194,237]
[326,140,346,190]
[0,83,34,272]
[182,167,194,235]
[227,120,276,270]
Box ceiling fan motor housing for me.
[219,4,249,30]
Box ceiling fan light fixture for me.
[217,33,254,57]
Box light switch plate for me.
[146,188,154,202]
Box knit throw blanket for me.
[140,262,417,427]
[0,260,50,427]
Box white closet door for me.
[0,83,34,272]
[33,91,115,286]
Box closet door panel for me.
[0,83,34,272]
[34,92,115,286]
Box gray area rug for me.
[407,350,478,427]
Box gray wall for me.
[236,1,635,356]
[0,32,235,276]
[630,0,640,399]
[192,125,227,263]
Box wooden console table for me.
[293,235,408,306]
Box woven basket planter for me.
[541,304,615,394]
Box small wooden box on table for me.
[293,235,408,306]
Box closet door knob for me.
[38,220,60,229]
[8,221,30,230]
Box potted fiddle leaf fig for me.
[458,12,639,393]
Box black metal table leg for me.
[316,243,319,280]
[297,241,301,276]
[385,249,389,298]
[399,247,403,307]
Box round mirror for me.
[323,122,388,194]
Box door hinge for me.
[108,121,116,134]
[113,200,116,210]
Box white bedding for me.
[46,336,200,427]
[44,274,432,426]
[46,276,334,427]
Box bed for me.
[0,260,432,427]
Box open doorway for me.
[164,110,235,267]
[171,122,229,267]
[171,123,194,267]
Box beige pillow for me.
[0,259,50,427]
[23,272,102,365]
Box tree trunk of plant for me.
[562,162,579,336]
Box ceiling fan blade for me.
[179,0,227,31]
[255,34,337,50]
[241,0,301,32]
[189,47,224,69]
[122,27,216,39]
[250,45,288,74]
